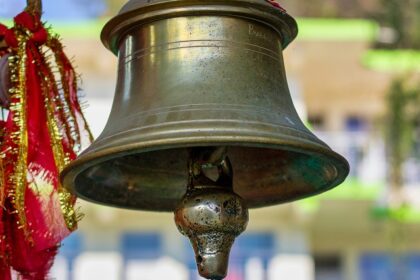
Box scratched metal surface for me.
[62,2,349,212]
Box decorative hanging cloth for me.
[0,6,92,280]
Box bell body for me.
[61,0,349,211]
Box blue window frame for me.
[405,254,420,280]
[360,254,395,280]
[184,232,275,279]
[121,232,162,260]
[60,233,83,259]
[360,253,420,280]
[58,233,84,280]
[231,233,275,264]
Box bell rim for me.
[61,136,350,211]
[101,0,298,54]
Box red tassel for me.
[0,9,92,280]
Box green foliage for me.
[377,0,420,49]
[386,77,420,190]
[297,179,383,213]
[371,205,420,223]
[297,18,378,41]
[363,50,420,72]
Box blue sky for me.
[0,0,106,21]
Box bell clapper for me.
[174,147,249,280]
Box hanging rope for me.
[26,0,43,14]
[0,0,43,106]
[0,0,42,49]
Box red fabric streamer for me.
[0,10,92,279]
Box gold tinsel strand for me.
[40,67,78,231]
[49,38,81,150]
[7,37,32,242]
[48,37,93,149]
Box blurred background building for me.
[1,0,420,279]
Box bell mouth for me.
[61,139,349,212]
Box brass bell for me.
[61,0,349,279]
